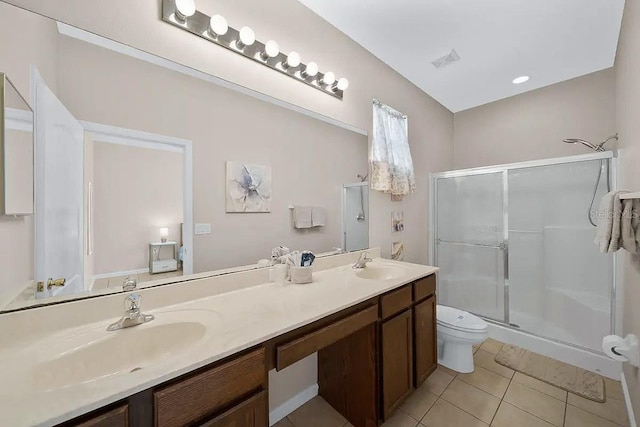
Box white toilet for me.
[437,305,488,373]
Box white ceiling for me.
[298,0,625,112]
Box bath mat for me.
[495,344,605,402]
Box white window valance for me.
[370,99,416,196]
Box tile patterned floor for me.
[274,339,630,427]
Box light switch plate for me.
[195,223,212,235]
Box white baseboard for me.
[621,371,638,427]
[269,384,319,426]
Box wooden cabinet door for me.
[381,309,413,420]
[199,391,267,427]
[71,405,128,427]
[414,295,437,386]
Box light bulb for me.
[336,77,349,91]
[175,0,196,22]
[236,26,256,50]
[209,14,228,37]
[261,40,280,60]
[322,72,336,86]
[303,61,319,78]
[283,51,301,69]
[512,75,530,84]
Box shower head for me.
[357,173,369,182]
[563,138,602,151]
[563,134,618,152]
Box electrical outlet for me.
[195,223,212,235]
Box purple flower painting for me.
[226,161,272,212]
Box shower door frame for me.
[429,150,621,351]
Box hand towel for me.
[621,199,640,254]
[293,206,312,229]
[311,207,326,227]
[594,190,633,253]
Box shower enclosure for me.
[430,151,617,355]
[343,182,369,252]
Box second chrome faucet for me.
[107,277,155,331]
[352,252,373,269]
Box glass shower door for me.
[507,160,613,351]
[435,171,508,322]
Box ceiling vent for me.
[431,49,461,69]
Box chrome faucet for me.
[352,251,373,269]
[107,277,154,331]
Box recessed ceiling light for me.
[512,76,530,84]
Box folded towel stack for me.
[311,207,326,227]
[293,206,326,229]
[293,206,312,229]
[594,190,640,253]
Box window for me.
[370,100,415,195]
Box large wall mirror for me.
[0,1,369,312]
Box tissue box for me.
[290,266,313,284]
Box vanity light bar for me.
[161,0,347,100]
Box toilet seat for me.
[437,305,488,334]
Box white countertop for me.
[0,256,437,427]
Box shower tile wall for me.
[508,160,613,351]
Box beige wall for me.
[0,3,58,308]
[616,0,640,422]
[453,69,617,169]
[92,142,183,274]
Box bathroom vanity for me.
[0,251,437,427]
[57,273,436,427]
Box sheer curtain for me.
[370,100,416,195]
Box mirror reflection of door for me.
[343,182,369,252]
[34,71,85,299]
[88,136,185,291]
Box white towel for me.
[621,199,640,253]
[311,207,326,227]
[594,190,640,253]
[293,206,312,229]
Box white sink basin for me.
[352,264,409,281]
[29,309,216,391]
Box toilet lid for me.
[437,305,487,332]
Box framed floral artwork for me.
[226,161,272,213]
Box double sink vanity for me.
[0,250,438,427]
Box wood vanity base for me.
[60,273,437,427]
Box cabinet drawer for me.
[72,405,128,427]
[199,391,267,427]
[381,285,412,320]
[154,348,266,427]
[276,305,378,371]
[413,275,436,302]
